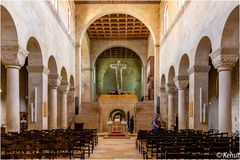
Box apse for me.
[95,47,143,100]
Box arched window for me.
[163,4,169,34]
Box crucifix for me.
[110,60,127,93]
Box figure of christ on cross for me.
[110,60,127,94]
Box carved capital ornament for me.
[1,44,29,68]
[59,81,70,94]
[48,74,62,89]
[174,75,189,90]
[210,47,239,71]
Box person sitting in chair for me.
[152,113,161,132]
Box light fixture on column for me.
[199,87,206,123]
[31,87,38,123]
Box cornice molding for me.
[187,65,211,75]
[27,66,50,75]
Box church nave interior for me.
[1,0,239,159]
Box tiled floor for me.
[88,136,143,159]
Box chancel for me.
[1,0,239,159]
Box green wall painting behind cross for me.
[96,57,143,99]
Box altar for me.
[107,120,127,133]
[98,94,138,133]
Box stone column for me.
[188,65,210,131]
[48,74,61,129]
[154,44,160,108]
[159,87,168,123]
[174,75,189,129]
[1,45,28,132]
[67,86,75,128]
[210,48,239,133]
[166,83,175,129]
[75,44,81,104]
[27,66,49,130]
[59,82,70,129]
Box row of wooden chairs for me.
[1,128,98,159]
[136,129,239,159]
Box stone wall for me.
[231,61,239,133]
[208,66,219,130]
[1,64,7,125]
[19,63,28,113]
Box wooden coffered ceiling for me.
[99,47,140,58]
[87,14,150,40]
[75,0,161,4]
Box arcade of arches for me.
[0,0,239,158]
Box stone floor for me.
[88,136,143,159]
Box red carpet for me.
[108,133,126,136]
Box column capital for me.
[174,75,189,90]
[166,83,176,94]
[48,74,62,89]
[59,81,70,94]
[1,44,29,68]
[160,86,165,92]
[187,65,211,75]
[69,86,75,91]
[27,66,50,75]
[210,47,239,71]
[159,87,166,95]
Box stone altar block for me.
[98,94,138,132]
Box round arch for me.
[48,55,58,75]
[109,109,126,121]
[93,46,144,68]
[70,75,75,88]
[79,10,157,46]
[1,5,18,46]
[161,74,166,87]
[168,66,175,84]
[194,36,212,66]
[221,5,239,48]
[26,37,43,66]
[60,67,68,83]
[178,54,190,76]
